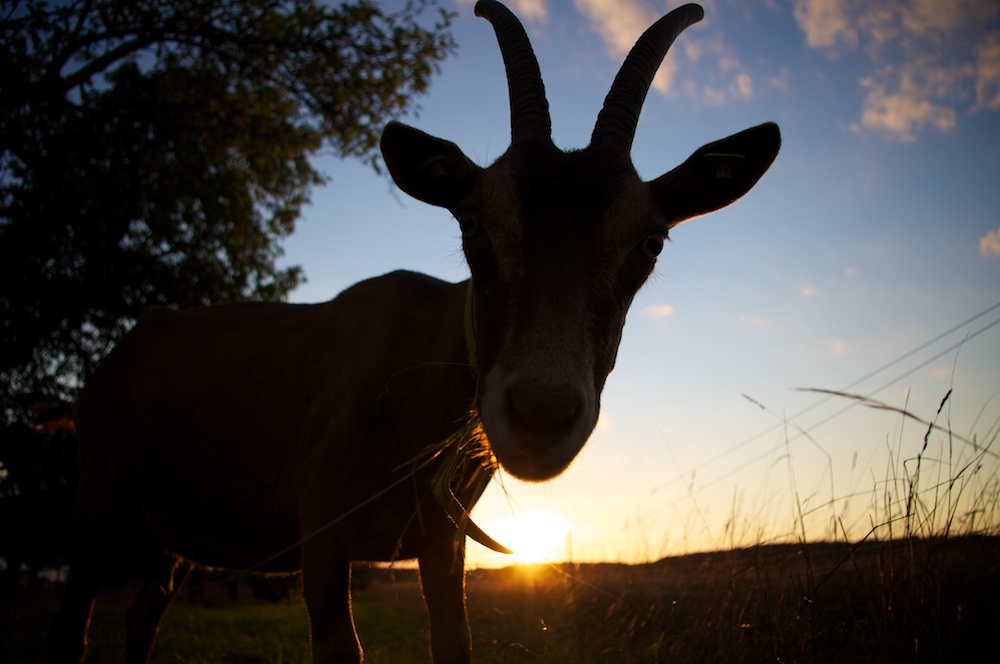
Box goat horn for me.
[591,3,704,153]
[475,0,552,143]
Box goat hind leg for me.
[124,553,192,664]
[48,557,100,663]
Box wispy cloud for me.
[793,0,857,49]
[683,81,728,106]
[456,0,548,22]
[980,226,1000,257]
[641,303,675,319]
[573,0,681,94]
[931,366,957,380]
[793,0,1000,141]
[481,0,762,105]
[733,72,754,98]
[642,303,675,331]
[675,35,762,106]
[977,33,1000,110]
[769,66,792,93]
[697,30,774,106]
[855,75,957,142]
[511,0,548,23]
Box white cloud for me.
[857,76,957,142]
[793,0,1000,141]
[699,84,728,106]
[641,303,674,318]
[684,41,703,62]
[642,303,675,331]
[456,0,548,22]
[976,32,1000,110]
[573,0,680,94]
[769,66,791,92]
[574,2,762,107]
[980,227,1000,257]
[685,37,760,106]
[901,0,999,35]
[793,0,857,49]
[682,79,731,107]
[512,0,548,23]
[931,366,956,380]
[732,72,754,99]
[718,55,742,73]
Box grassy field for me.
[4,390,998,662]
[3,534,999,663]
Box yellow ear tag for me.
[418,155,449,180]
[704,153,746,180]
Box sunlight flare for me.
[483,511,574,564]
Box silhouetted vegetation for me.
[3,390,998,660]
[0,0,455,568]
[3,536,998,662]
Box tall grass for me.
[3,390,998,662]
[463,388,1000,662]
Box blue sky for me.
[281,0,1000,565]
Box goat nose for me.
[506,381,584,439]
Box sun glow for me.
[483,511,574,565]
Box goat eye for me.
[458,216,479,238]
[640,235,665,259]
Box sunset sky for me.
[280,0,1000,566]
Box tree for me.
[0,0,455,568]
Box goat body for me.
[57,273,486,663]
[51,2,781,663]
[80,273,474,564]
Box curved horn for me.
[475,0,552,143]
[591,3,704,153]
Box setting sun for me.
[483,511,574,565]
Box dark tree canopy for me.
[0,0,454,567]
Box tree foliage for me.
[0,0,454,567]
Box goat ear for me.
[651,122,780,228]
[381,121,479,209]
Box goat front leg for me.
[302,538,360,664]
[419,536,471,664]
[124,553,192,663]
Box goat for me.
[49,1,780,662]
